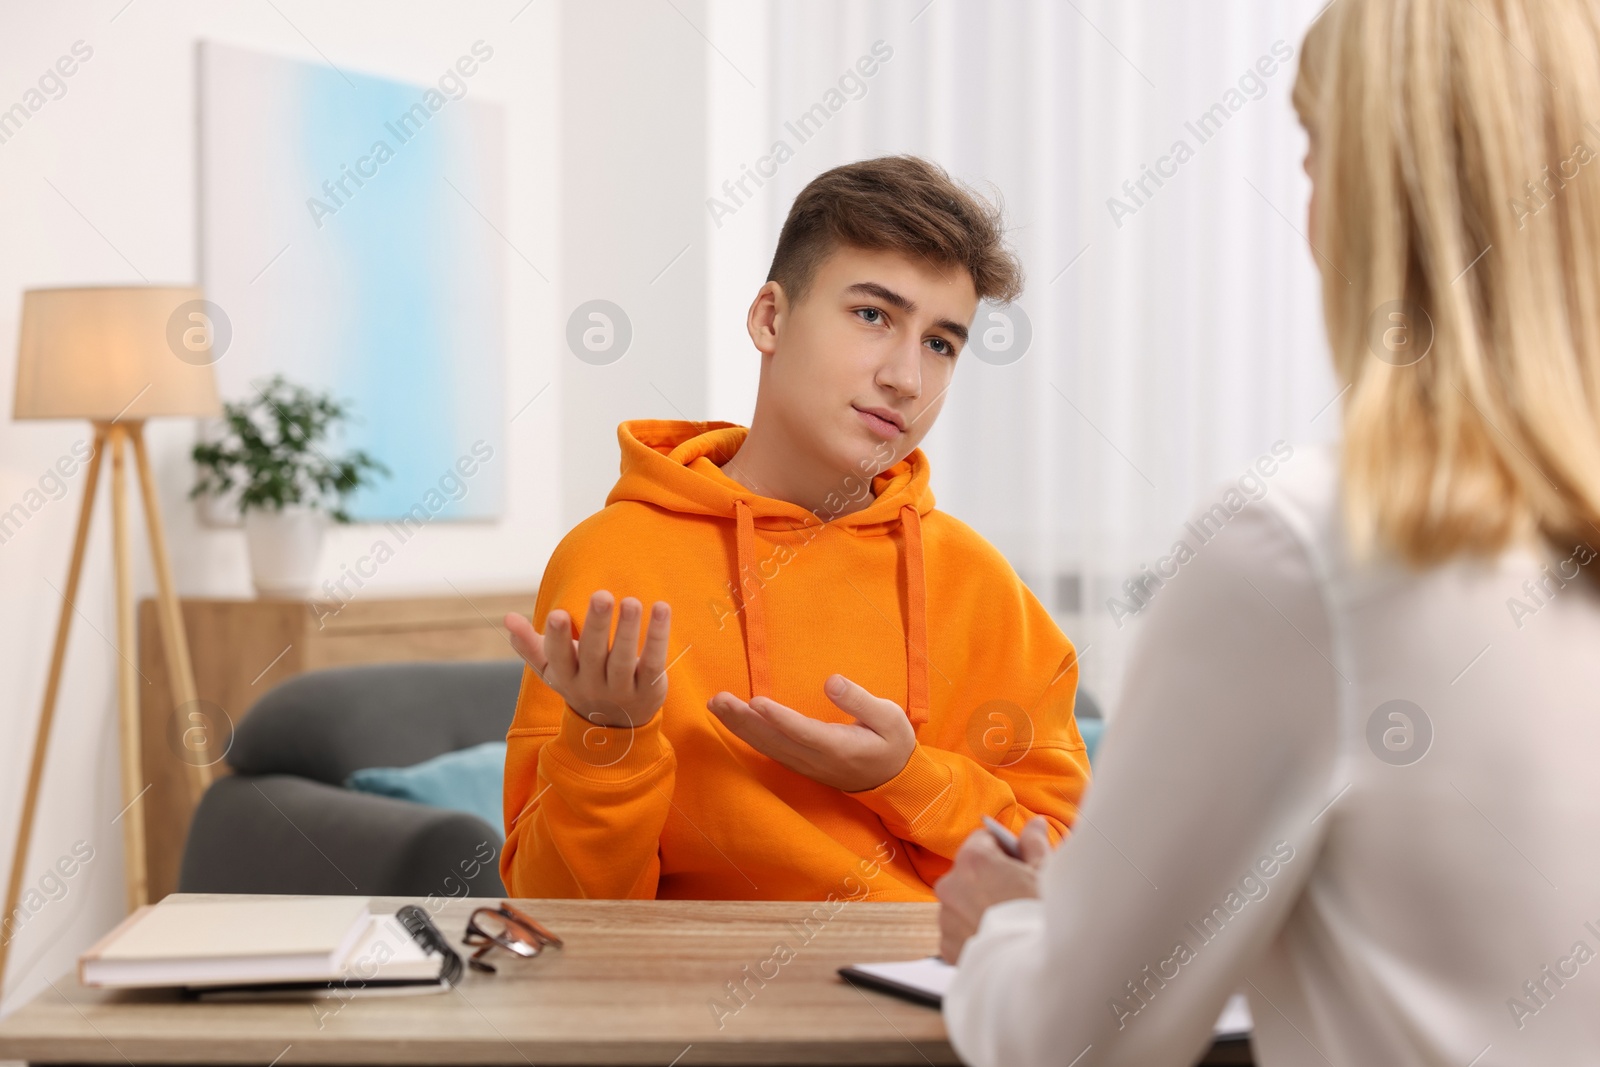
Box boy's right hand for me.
[503,591,673,729]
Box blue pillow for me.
[1079,718,1105,765]
[344,741,506,834]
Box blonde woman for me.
[938,0,1600,1063]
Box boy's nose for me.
[875,341,922,399]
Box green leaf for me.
[188,374,390,519]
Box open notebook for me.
[840,957,1253,1040]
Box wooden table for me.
[0,897,1252,1065]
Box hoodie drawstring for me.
[731,499,930,727]
[733,500,773,700]
[899,505,930,726]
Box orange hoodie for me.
[501,420,1090,902]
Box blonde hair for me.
[1294,0,1600,566]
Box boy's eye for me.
[927,337,956,357]
[855,307,884,325]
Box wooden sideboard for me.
[135,591,534,901]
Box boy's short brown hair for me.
[767,155,1024,306]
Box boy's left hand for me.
[706,675,915,792]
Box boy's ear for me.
[746,280,786,357]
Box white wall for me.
[559,0,710,521]
[0,0,560,1016]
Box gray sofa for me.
[179,660,522,898]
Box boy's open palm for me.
[503,591,673,728]
[706,675,916,792]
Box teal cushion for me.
[344,741,506,834]
[1079,718,1105,765]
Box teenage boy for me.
[501,155,1089,901]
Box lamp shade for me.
[13,286,223,421]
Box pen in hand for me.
[981,815,1023,859]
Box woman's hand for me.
[934,815,1054,964]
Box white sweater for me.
[945,446,1600,1066]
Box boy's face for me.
[747,244,979,482]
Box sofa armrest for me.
[178,774,504,898]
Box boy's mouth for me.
[853,405,904,440]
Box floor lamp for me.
[2,287,222,991]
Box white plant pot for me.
[243,506,327,598]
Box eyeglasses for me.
[462,902,563,974]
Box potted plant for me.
[190,375,388,597]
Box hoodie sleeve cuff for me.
[542,706,673,784]
[847,744,955,836]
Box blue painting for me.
[198,40,506,521]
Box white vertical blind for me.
[708,0,1339,712]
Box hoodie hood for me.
[608,419,935,528]
[607,419,934,724]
